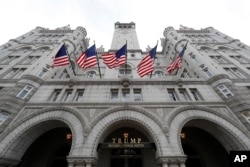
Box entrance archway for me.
[97,127,156,167]
[181,126,229,167]
[168,108,250,167]
[16,127,72,167]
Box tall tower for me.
[110,22,140,50]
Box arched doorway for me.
[181,122,229,167]
[16,127,72,167]
[97,127,156,167]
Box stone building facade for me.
[0,22,250,167]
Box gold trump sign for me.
[97,132,156,150]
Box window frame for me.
[217,84,234,98]
[167,89,177,101]
[16,85,33,99]
[0,111,9,125]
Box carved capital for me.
[156,155,187,165]
[67,156,97,166]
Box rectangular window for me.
[133,89,142,101]
[210,55,227,64]
[37,68,48,78]
[181,69,191,78]
[224,68,246,79]
[0,56,19,64]
[178,89,189,101]
[224,68,237,78]
[74,89,84,102]
[202,68,214,77]
[230,55,248,63]
[4,68,26,79]
[21,56,33,64]
[51,89,62,101]
[122,89,130,101]
[190,89,202,101]
[0,111,9,125]
[16,85,33,99]
[63,89,73,102]
[167,89,177,101]
[217,84,234,98]
[110,89,119,101]
[231,68,246,78]
[59,69,70,79]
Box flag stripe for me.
[166,43,187,74]
[102,44,127,69]
[137,45,157,77]
[52,45,70,67]
[166,57,181,74]
[76,45,97,69]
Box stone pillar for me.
[67,156,85,167]
[84,158,96,167]
[67,156,97,167]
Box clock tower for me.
[110,22,140,50]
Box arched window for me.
[119,65,132,75]
[155,71,165,78]
[87,71,96,78]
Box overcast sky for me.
[0,0,249,51]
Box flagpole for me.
[150,41,158,78]
[125,40,127,76]
[64,42,76,76]
[175,42,188,76]
[94,41,102,79]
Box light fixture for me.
[180,132,186,139]
[66,133,72,140]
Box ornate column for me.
[67,156,97,167]
[67,157,84,167]
[84,158,96,167]
[156,156,186,167]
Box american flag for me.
[77,44,97,69]
[52,44,70,67]
[166,42,188,74]
[102,44,127,69]
[137,45,157,77]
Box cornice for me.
[177,29,210,33]
[25,101,227,108]
[42,78,208,86]
[39,29,74,33]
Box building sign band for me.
[97,132,156,150]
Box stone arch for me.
[83,110,169,158]
[216,45,234,50]
[197,45,214,50]
[0,109,85,161]
[168,108,250,154]
[15,45,34,50]
[84,69,99,78]
[154,70,166,77]
[91,106,163,129]
[36,45,54,50]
